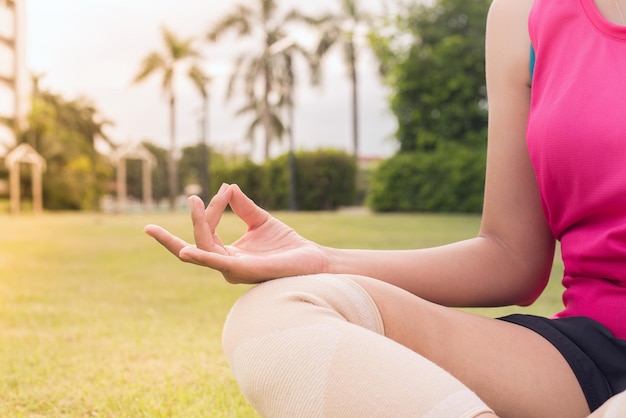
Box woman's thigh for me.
[348,275,589,418]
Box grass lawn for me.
[0,208,564,417]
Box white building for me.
[0,0,29,156]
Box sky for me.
[25,0,399,161]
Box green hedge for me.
[366,145,485,213]
[213,159,267,207]
[295,149,357,210]
[211,149,357,211]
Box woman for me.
[145,0,626,416]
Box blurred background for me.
[23,0,397,160]
[0,0,490,214]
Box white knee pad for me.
[223,274,384,349]
[222,275,384,417]
[605,390,626,418]
[222,274,492,418]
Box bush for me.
[294,149,357,211]
[208,149,357,211]
[262,155,290,209]
[212,159,267,206]
[44,155,113,211]
[366,145,485,213]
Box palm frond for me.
[270,111,285,141]
[188,64,211,98]
[225,55,248,100]
[172,39,200,60]
[236,99,263,143]
[286,10,335,26]
[261,0,278,23]
[161,26,181,50]
[244,115,262,143]
[206,6,254,41]
[162,67,174,94]
[316,27,342,58]
[161,26,200,60]
[283,43,321,86]
[234,99,258,117]
[133,52,166,83]
[242,57,265,99]
[342,0,359,19]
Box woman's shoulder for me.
[486,0,535,86]
[488,0,534,32]
[489,0,535,14]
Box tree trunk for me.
[263,67,273,161]
[286,57,297,211]
[349,46,359,158]
[261,43,275,161]
[200,93,210,203]
[168,92,178,211]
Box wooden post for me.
[112,144,155,212]
[32,163,43,214]
[9,162,20,215]
[142,159,152,209]
[117,158,127,212]
[5,144,47,214]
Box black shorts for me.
[498,314,626,412]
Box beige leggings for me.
[222,274,494,417]
[593,390,626,418]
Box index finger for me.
[144,224,191,258]
[189,185,232,251]
[204,183,233,233]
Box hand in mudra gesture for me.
[144,184,326,284]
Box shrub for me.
[262,154,290,209]
[294,149,357,211]
[212,159,266,206]
[208,149,357,211]
[367,145,485,213]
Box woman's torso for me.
[526,0,626,339]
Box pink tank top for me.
[527,0,626,339]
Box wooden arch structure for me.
[111,143,156,212]
[4,143,46,214]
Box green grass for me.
[0,209,564,417]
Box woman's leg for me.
[223,274,494,417]
[349,275,589,418]
[222,274,588,417]
[588,390,626,418]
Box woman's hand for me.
[144,184,326,284]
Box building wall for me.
[0,0,29,155]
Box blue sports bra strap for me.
[530,44,536,82]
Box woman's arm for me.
[322,0,554,308]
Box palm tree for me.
[309,0,371,158]
[207,0,316,161]
[133,26,201,210]
[234,89,286,155]
[269,39,320,210]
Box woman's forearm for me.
[321,235,554,308]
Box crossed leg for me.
[223,274,590,417]
[588,391,626,418]
[350,275,589,418]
